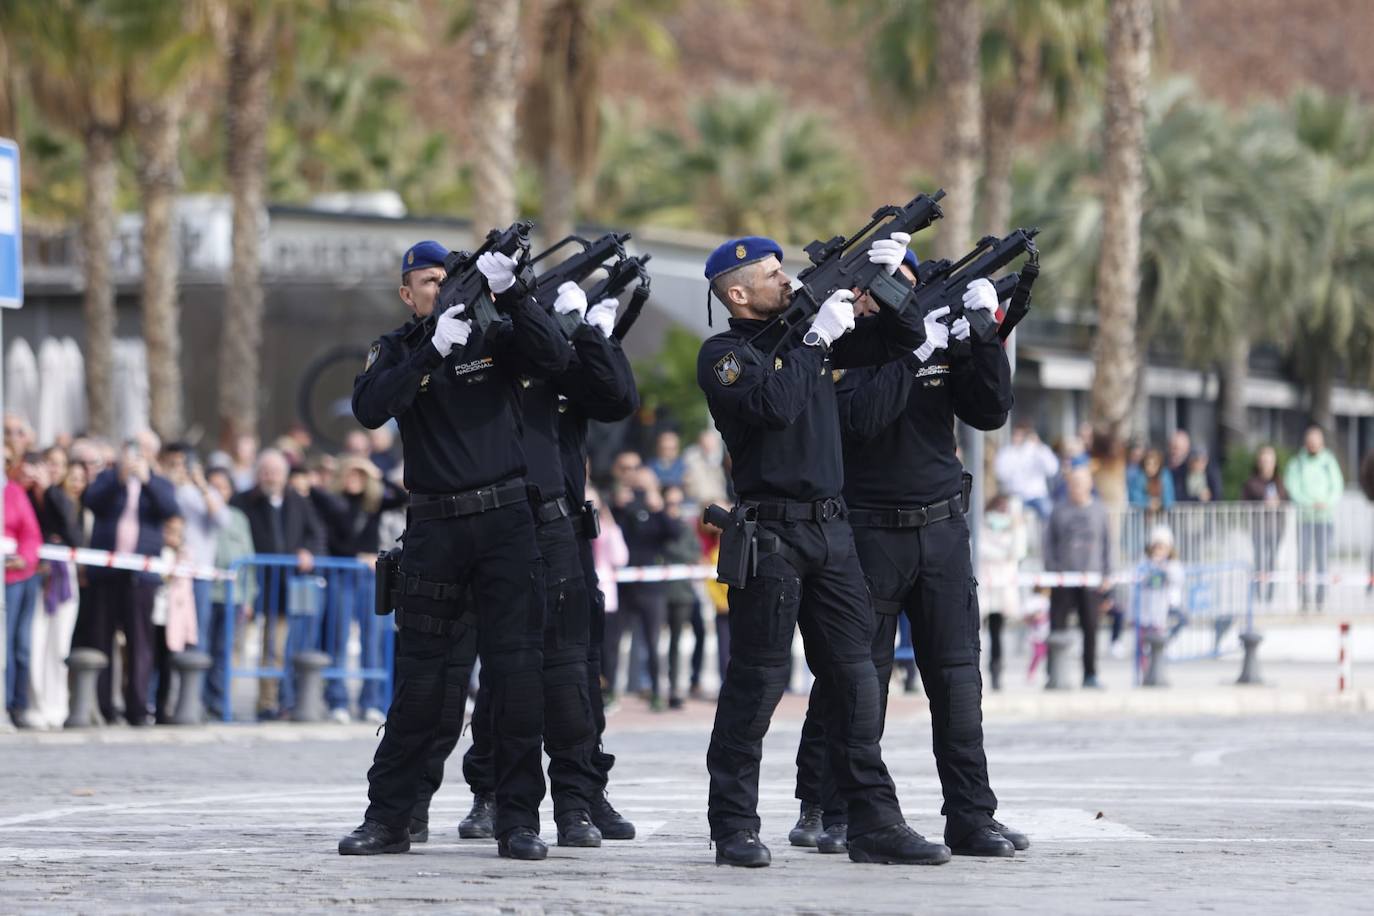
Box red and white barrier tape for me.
[33,544,231,582]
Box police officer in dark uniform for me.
[699,233,951,868]
[338,239,569,861]
[789,253,1030,858]
[408,283,639,847]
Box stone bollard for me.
[1237,631,1264,685]
[1142,631,1170,687]
[170,651,213,725]
[1045,631,1076,690]
[65,649,109,728]
[290,651,333,723]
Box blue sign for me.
[0,138,20,308]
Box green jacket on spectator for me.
[1284,448,1344,522]
[211,504,258,608]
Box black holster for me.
[375,548,402,615]
[579,500,601,540]
[704,503,757,589]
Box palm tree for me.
[1089,0,1152,505]
[217,0,399,447]
[3,0,134,439]
[1285,89,1374,432]
[979,0,1107,236]
[468,0,523,229]
[523,0,676,247]
[932,0,983,257]
[593,89,859,244]
[117,0,221,441]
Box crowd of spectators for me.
[3,402,1367,726]
[0,414,404,728]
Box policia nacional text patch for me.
[714,351,742,386]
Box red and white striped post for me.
[1338,621,1352,693]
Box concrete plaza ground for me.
[2,684,1372,914]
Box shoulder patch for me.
[831,368,845,382]
[364,343,381,372]
[714,351,742,387]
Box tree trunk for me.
[219,5,272,448]
[540,155,577,252]
[135,93,186,442]
[81,126,120,439]
[469,0,522,230]
[1217,329,1250,459]
[1089,0,1153,508]
[934,0,982,259]
[1309,346,1334,434]
[980,45,1039,238]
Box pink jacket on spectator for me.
[593,517,630,613]
[5,479,41,584]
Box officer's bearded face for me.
[736,256,793,318]
[399,266,447,319]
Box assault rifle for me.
[750,190,945,353]
[582,253,653,342]
[906,227,1039,356]
[429,219,536,338]
[529,232,632,337]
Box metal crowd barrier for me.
[1022,497,1374,617]
[1129,561,1254,686]
[220,555,393,722]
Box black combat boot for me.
[992,819,1030,851]
[497,826,548,861]
[556,810,603,847]
[458,792,496,839]
[715,829,771,867]
[816,822,848,854]
[788,802,824,848]
[408,818,429,844]
[949,825,1016,857]
[590,792,636,840]
[338,819,410,856]
[847,824,951,865]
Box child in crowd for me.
[1023,589,1051,682]
[152,515,198,723]
[1135,526,1186,671]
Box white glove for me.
[477,250,521,294]
[913,306,951,363]
[586,298,618,338]
[553,281,588,319]
[431,304,472,357]
[962,277,998,313]
[951,316,971,341]
[867,231,912,275]
[808,289,856,347]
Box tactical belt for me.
[849,492,965,529]
[533,495,572,526]
[747,497,846,523]
[408,481,528,521]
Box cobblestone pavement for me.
[2,704,1371,914]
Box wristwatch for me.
[803,329,829,350]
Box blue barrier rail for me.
[219,555,394,722]
[1131,560,1254,685]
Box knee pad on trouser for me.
[484,650,544,740]
[542,655,596,753]
[715,660,790,749]
[938,663,983,744]
[829,659,882,746]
